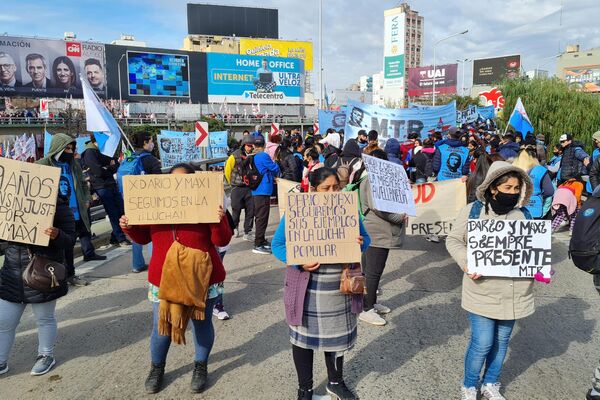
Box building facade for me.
[556,45,600,92]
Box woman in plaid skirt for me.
[272,167,371,400]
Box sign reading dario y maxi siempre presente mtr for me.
[206,53,304,104]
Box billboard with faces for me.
[0,35,106,98]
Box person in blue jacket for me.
[497,134,521,161]
[513,146,555,219]
[586,131,600,193]
[251,135,280,255]
[432,127,470,181]
[384,138,402,165]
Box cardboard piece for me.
[362,154,416,216]
[467,219,552,278]
[123,172,224,225]
[407,180,467,236]
[0,158,60,246]
[276,178,301,218]
[285,191,361,265]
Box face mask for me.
[59,152,74,163]
[488,191,520,215]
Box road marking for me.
[75,246,131,275]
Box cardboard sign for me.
[467,219,552,278]
[123,172,224,225]
[407,180,467,236]
[285,191,361,265]
[362,154,416,216]
[0,158,60,246]
[276,178,301,218]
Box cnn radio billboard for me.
[0,35,106,98]
[408,64,457,97]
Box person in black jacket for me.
[277,138,302,182]
[0,195,76,377]
[81,134,131,247]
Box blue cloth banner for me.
[477,105,495,120]
[44,131,90,156]
[157,130,205,169]
[344,100,456,142]
[209,131,229,167]
[317,108,347,134]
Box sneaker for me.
[461,386,478,400]
[243,232,255,242]
[425,234,440,243]
[0,362,8,375]
[373,303,391,314]
[190,361,208,393]
[263,241,272,249]
[30,355,56,376]
[131,265,148,273]
[481,383,506,400]
[326,381,357,400]
[212,304,230,320]
[119,239,132,246]
[234,228,241,238]
[252,245,272,255]
[587,388,600,400]
[297,388,314,400]
[145,363,165,394]
[83,254,107,262]
[359,309,386,326]
[68,276,89,287]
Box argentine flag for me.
[508,97,534,135]
[81,75,122,157]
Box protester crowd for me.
[2,116,600,400]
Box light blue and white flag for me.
[508,97,534,134]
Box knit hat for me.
[593,131,600,142]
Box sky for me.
[1,0,599,98]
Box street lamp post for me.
[118,54,126,111]
[457,58,471,96]
[433,30,468,105]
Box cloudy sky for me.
[2,0,599,97]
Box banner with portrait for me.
[0,36,106,98]
[157,130,204,169]
[318,108,347,133]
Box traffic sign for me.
[195,121,209,147]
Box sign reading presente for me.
[123,172,223,225]
[467,219,552,278]
[407,180,466,236]
[285,192,361,265]
[0,158,60,246]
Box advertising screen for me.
[408,64,458,97]
[206,53,304,104]
[563,65,600,92]
[473,55,521,85]
[239,39,314,71]
[0,35,106,98]
[187,4,278,38]
[127,51,190,97]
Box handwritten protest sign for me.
[123,172,223,225]
[407,180,466,235]
[276,178,301,218]
[362,154,416,216]
[285,192,361,265]
[467,219,552,278]
[0,158,60,246]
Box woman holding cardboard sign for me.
[272,167,371,400]
[119,163,232,395]
[446,161,535,400]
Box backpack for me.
[334,158,363,188]
[240,154,263,190]
[468,200,533,220]
[569,196,600,274]
[117,152,151,193]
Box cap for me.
[242,135,254,145]
[447,126,460,138]
[593,131,600,142]
[559,133,573,142]
[253,134,266,146]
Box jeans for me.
[231,186,254,234]
[65,219,96,276]
[0,299,57,364]
[361,247,390,311]
[253,195,271,247]
[464,312,516,387]
[150,297,217,364]
[96,187,127,243]
[132,242,152,270]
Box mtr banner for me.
[206,53,304,104]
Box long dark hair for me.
[52,56,77,88]
[169,163,195,174]
[308,167,339,188]
[466,153,492,202]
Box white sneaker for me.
[243,232,254,242]
[373,303,391,314]
[481,383,506,400]
[461,386,478,400]
[212,304,230,320]
[359,309,387,326]
[425,234,440,243]
[234,229,241,238]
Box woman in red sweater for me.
[119,163,232,395]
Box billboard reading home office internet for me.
[0,36,106,98]
[473,55,521,85]
[206,53,304,104]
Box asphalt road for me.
[0,208,597,400]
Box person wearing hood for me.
[356,130,368,151]
[433,127,470,181]
[37,133,101,286]
[384,138,402,165]
[446,162,536,400]
[496,134,520,161]
[322,142,341,169]
[333,139,364,187]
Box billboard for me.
[383,8,405,103]
[473,55,521,85]
[563,65,600,92]
[187,4,278,39]
[127,51,190,97]
[206,53,304,104]
[0,36,106,98]
[408,64,458,97]
[239,39,314,71]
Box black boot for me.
[326,381,357,400]
[190,361,208,393]
[145,363,165,394]
[297,388,313,400]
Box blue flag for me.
[508,97,534,134]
